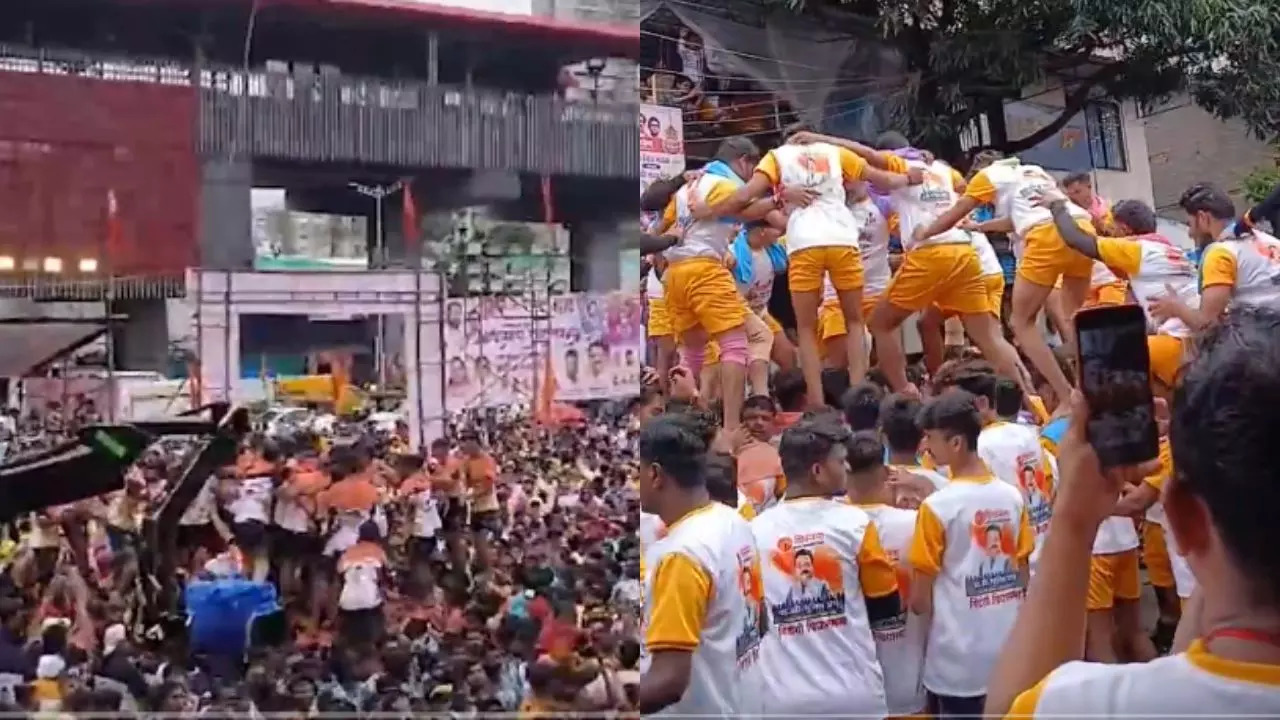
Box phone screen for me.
[1075,305,1160,468]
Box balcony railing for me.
[0,45,639,179]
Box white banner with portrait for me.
[549,293,644,401]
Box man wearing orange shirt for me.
[459,430,501,574]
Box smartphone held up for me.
[1073,304,1161,468]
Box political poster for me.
[549,292,644,401]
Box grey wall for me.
[200,158,255,269]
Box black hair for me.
[947,365,999,406]
[588,340,608,353]
[1179,182,1236,220]
[879,393,924,454]
[714,136,761,164]
[778,416,851,486]
[1170,305,1280,604]
[640,176,684,213]
[772,368,808,412]
[1111,199,1158,234]
[1061,171,1092,187]
[820,368,851,410]
[917,389,983,452]
[704,452,739,507]
[741,394,777,417]
[846,430,885,475]
[993,376,1023,419]
[874,131,911,151]
[638,413,708,489]
[841,381,885,431]
[784,122,816,138]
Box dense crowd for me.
[635,126,1280,718]
[0,403,646,717]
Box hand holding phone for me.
[1074,305,1161,468]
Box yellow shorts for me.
[664,258,748,336]
[705,340,720,366]
[647,297,673,338]
[887,244,988,315]
[788,246,864,294]
[1142,522,1175,589]
[1087,281,1128,308]
[1018,219,1097,287]
[1086,548,1142,611]
[1148,334,1185,388]
[817,298,846,342]
[983,273,1006,319]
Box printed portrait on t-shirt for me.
[768,534,845,627]
[964,509,1020,597]
[734,546,766,663]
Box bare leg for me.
[961,312,1036,400]
[918,306,946,375]
[1114,597,1157,662]
[835,288,868,385]
[1045,287,1074,355]
[770,328,797,371]
[652,336,676,393]
[713,324,749,430]
[1085,608,1120,663]
[1011,277,1074,402]
[790,288,825,407]
[823,335,848,370]
[869,299,917,392]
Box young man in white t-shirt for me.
[907,390,1034,719]
[845,430,928,718]
[750,415,900,717]
[638,412,761,716]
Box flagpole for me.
[104,190,118,423]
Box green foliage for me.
[1243,152,1280,204]
[765,0,1280,158]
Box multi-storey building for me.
[0,0,638,383]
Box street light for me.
[348,179,406,389]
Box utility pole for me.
[348,180,404,389]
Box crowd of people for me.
[0,401,648,717]
[636,127,1280,717]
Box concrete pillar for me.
[200,159,254,270]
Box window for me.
[1085,101,1127,171]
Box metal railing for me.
[0,45,640,179]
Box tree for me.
[1243,148,1280,205]
[765,0,1280,162]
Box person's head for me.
[704,452,739,508]
[458,430,481,457]
[873,130,911,151]
[645,115,661,137]
[967,149,1003,177]
[446,301,463,327]
[983,524,1003,557]
[917,389,983,468]
[771,367,808,413]
[992,376,1023,420]
[564,349,580,379]
[587,342,608,376]
[879,393,924,457]
[1178,182,1236,247]
[845,430,888,501]
[741,395,777,441]
[713,136,762,181]
[793,548,815,580]
[449,357,468,381]
[629,385,665,425]
[429,437,451,463]
[1110,199,1158,236]
[1061,171,1094,208]
[778,416,851,496]
[841,381,884,432]
[637,413,707,516]
[639,176,683,213]
[1169,305,1280,609]
[358,520,382,544]
[820,368,851,410]
[941,363,999,423]
[744,222,781,250]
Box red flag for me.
[540,176,554,224]
[402,180,419,250]
[534,350,557,425]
